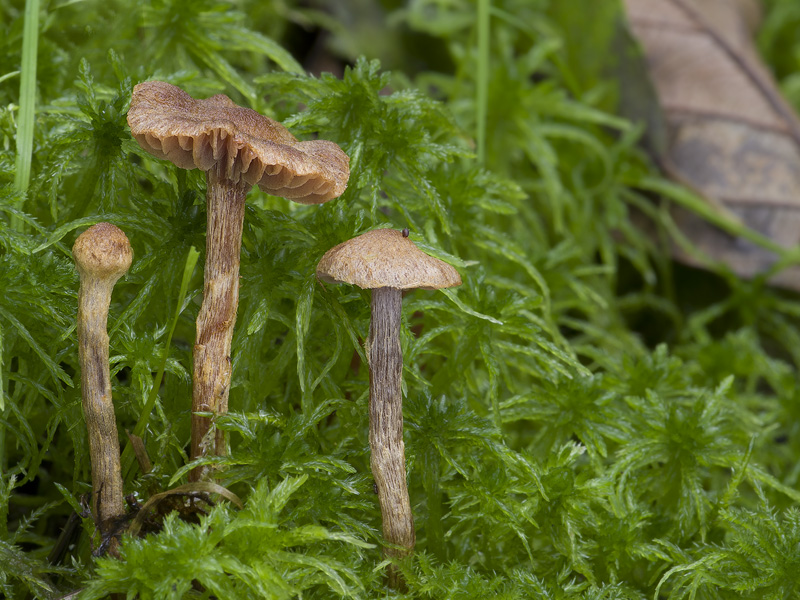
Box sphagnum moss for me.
[5,2,800,598]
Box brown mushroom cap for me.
[127,81,350,204]
[316,229,462,290]
[73,222,133,281]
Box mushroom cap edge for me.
[127,80,350,204]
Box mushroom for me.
[127,81,350,480]
[316,228,461,586]
[73,222,132,536]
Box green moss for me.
[1,0,799,598]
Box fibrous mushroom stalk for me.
[79,277,125,530]
[316,228,461,589]
[368,286,415,586]
[127,82,350,482]
[190,166,249,480]
[74,223,131,536]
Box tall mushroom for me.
[73,222,132,536]
[316,228,461,586]
[127,81,349,480]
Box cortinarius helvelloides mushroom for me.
[73,222,132,537]
[127,81,350,480]
[316,228,461,587]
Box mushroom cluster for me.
[123,81,462,588]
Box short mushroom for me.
[127,81,350,480]
[73,222,132,537]
[316,228,461,586]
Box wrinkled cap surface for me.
[73,222,133,280]
[316,229,462,290]
[127,81,349,204]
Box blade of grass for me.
[0,324,3,412]
[476,0,490,165]
[631,174,800,259]
[13,0,40,231]
[0,325,4,473]
[439,288,503,325]
[122,246,200,480]
[0,71,20,85]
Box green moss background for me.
[2,0,800,598]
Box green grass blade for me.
[0,325,4,473]
[13,0,40,225]
[439,288,503,325]
[631,174,798,259]
[0,306,71,387]
[476,0,490,165]
[0,324,3,412]
[295,276,315,409]
[225,27,304,74]
[0,71,20,85]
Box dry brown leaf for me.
[621,0,800,289]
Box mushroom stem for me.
[79,277,125,531]
[73,223,131,536]
[368,286,415,587]
[190,167,249,481]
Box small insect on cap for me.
[127,80,350,204]
[72,223,133,281]
[316,228,462,291]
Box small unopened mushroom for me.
[73,222,132,535]
[316,228,461,586]
[127,81,350,480]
